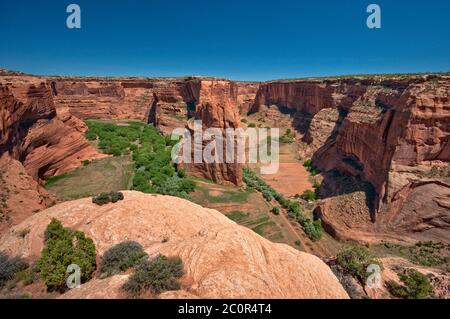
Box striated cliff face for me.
[252,76,450,243]
[237,81,259,115]
[50,76,244,185]
[181,80,243,185]
[0,76,103,231]
[0,191,348,299]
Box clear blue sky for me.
[1,0,449,81]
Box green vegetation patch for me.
[243,168,322,241]
[35,219,96,291]
[86,120,196,199]
[388,268,433,299]
[0,252,28,288]
[336,245,382,283]
[225,211,250,222]
[99,241,147,278]
[122,255,184,297]
[92,191,124,206]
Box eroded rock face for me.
[0,76,103,231]
[180,80,243,185]
[0,191,348,299]
[50,77,244,185]
[253,76,450,243]
[237,81,259,115]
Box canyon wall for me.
[252,76,450,243]
[0,76,103,231]
[50,76,245,185]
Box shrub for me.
[248,123,256,128]
[0,252,28,288]
[336,245,382,282]
[304,219,322,241]
[240,118,248,123]
[92,191,124,205]
[300,189,317,201]
[81,160,90,166]
[262,190,273,201]
[313,180,321,189]
[303,159,313,169]
[294,240,301,247]
[99,241,147,278]
[388,269,433,299]
[123,255,184,297]
[35,219,96,291]
[271,206,280,215]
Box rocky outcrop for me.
[0,191,348,299]
[253,75,450,243]
[237,81,259,115]
[180,80,243,185]
[0,76,103,231]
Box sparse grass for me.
[374,241,449,270]
[252,221,276,236]
[198,187,253,204]
[44,173,72,187]
[45,156,133,200]
[225,211,249,222]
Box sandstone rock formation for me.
[0,191,348,299]
[179,80,243,185]
[252,75,450,243]
[0,76,103,232]
[236,81,259,115]
[50,76,246,185]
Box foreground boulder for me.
[0,191,348,299]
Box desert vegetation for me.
[122,254,184,297]
[99,241,147,278]
[35,219,96,291]
[86,120,196,199]
[336,245,382,283]
[388,268,433,299]
[92,191,124,205]
[0,252,28,288]
[243,168,322,241]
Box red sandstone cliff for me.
[180,79,243,185]
[0,76,103,232]
[252,75,450,243]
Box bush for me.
[336,245,382,282]
[313,180,321,189]
[99,241,147,278]
[0,252,28,288]
[303,159,313,169]
[262,190,273,201]
[240,118,248,123]
[271,206,280,215]
[35,219,96,291]
[300,189,317,201]
[388,269,433,299]
[81,159,90,166]
[123,255,184,297]
[304,219,322,241]
[92,191,124,205]
[248,123,256,128]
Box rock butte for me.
[0,191,349,299]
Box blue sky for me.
[0,0,449,81]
